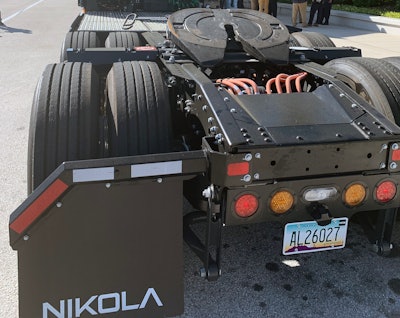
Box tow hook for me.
[308,203,332,226]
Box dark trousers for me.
[268,0,277,17]
[308,2,322,25]
[320,2,332,24]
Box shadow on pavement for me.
[0,24,32,34]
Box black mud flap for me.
[10,151,207,318]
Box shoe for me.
[307,23,312,26]
[322,22,328,25]
[302,24,308,28]
[313,23,319,26]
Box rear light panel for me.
[225,176,399,226]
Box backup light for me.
[375,180,397,203]
[343,183,366,207]
[303,187,337,202]
[270,190,294,214]
[234,194,259,218]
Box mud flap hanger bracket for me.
[183,184,223,281]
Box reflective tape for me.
[73,167,115,183]
[131,161,182,178]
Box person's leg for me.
[316,3,323,24]
[269,0,277,17]
[232,0,238,8]
[300,1,308,27]
[251,0,258,10]
[308,3,316,25]
[292,3,299,26]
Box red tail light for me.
[375,180,397,203]
[234,194,259,218]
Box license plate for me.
[282,217,348,255]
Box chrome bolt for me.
[392,143,399,150]
[224,97,230,102]
[242,174,251,182]
[379,162,386,169]
[390,162,398,170]
[381,144,388,152]
[230,108,237,113]
[105,183,111,189]
[255,153,261,159]
[56,202,62,208]
[254,173,260,180]
[208,117,214,123]
[244,153,252,161]
[202,105,208,111]
[157,178,163,183]
[23,235,30,241]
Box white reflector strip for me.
[131,161,182,178]
[73,167,115,183]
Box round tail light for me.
[234,194,259,218]
[343,183,366,207]
[375,180,397,203]
[270,190,294,214]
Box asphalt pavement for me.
[2,2,400,318]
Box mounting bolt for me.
[255,153,261,159]
[202,105,208,111]
[157,178,163,183]
[230,108,237,113]
[208,117,214,123]
[56,202,62,208]
[244,153,252,161]
[390,162,398,170]
[392,143,399,150]
[381,144,388,152]
[224,97,230,102]
[23,235,30,241]
[202,187,212,199]
[379,162,386,169]
[105,183,111,189]
[199,267,207,278]
[254,173,260,180]
[242,174,251,182]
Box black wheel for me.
[291,31,336,47]
[106,61,172,156]
[60,31,100,61]
[28,62,99,193]
[105,31,142,49]
[325,57,400,124]
[384,56,400,71]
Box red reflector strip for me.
[10,179,68,234]
[227,162,249,176]
[392,149,400,161]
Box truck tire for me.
[60,31,99,61]
[384,56,400,71]
[325,57,400,124]
[106,61,172,156]
[105,31,142,49]
[291,31,336,47]
[28,62,99,193]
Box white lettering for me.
[121,291,139,310]
[67,299,73,318]
[139,288,164,309]
[42,289,163,317]
[75,295,97,317]
[98,292,120,314]
[43,300,65,318]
